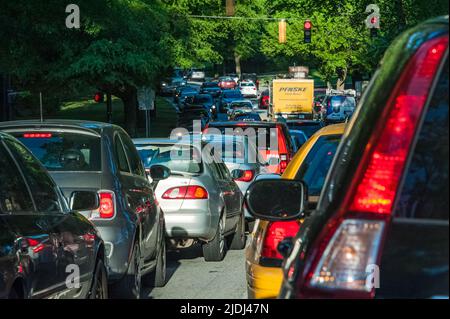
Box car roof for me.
[0,119,116,135]
[208,121,283,128]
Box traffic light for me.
[94,92,104,103]
[304,20,312,43]
[279,19,287,44]
[226,0,235,17]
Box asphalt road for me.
[144,243,247,299]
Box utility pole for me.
[106,93,113,123]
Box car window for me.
[15,132,101,172]
[395,60,449,221]
[120,133,146,177]
[0,141,34,213]
[115,135,130,173]
[4,139,61,213]
[295,135,341,196]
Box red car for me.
[259,89,270,109]
[204,121,295,174]
[218,76,237,90]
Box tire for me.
[144,234,167,288]
[229,212,246,250]
[111,241,142,299]
[203,213,227,262]
[90,259,108,299]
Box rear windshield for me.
[223,91,242,98]
[240,83,254,87]
[207,125,279,151]
[328,96,356,108]
[14,132,101,172]
[230,102,252,109]
[135,144,202,174]
[194,95,213,103]
[234,114,262,121]
[295,135,341,196]
[286,122,322,138]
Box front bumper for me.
[246,262,284,299]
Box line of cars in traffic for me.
[243,16,449,299]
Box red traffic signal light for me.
[94,92,104,103]
[304,20,312,30]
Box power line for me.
[187,15,300,21]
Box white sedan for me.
[239,81,258,98]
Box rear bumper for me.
[164,206,218,241]
[246,262,283,299]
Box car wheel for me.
[90,259,108,299]
[145,231,167,288]
[229,212,246,250]
[203,213,227,262]
[111,241,142,299]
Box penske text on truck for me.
[271,79,314,118]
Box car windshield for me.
[234,114,262,121]
[329,96,356,108]
[15,132,101,171]
[295,135,341,196]
[224,91,242,98]
[231,102,252,109]
[135,144,202,174]
[220,77,233,82]
[194,95,212,104]
[286,122,322,138]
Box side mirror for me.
[231,169,245,180]
[70,191,99,211]
[245,179,308,221]
[150,165,171,182]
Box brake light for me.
[162,186,208,200]
[23,133,52,138]
[262,221,301,260]
[235,170,255,182]
[99,192,115,219]
[298,35,448,298]
[280,153,289,173]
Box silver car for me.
[201,134,270,220]
[133,138,247,262]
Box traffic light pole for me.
[106,93,112,123]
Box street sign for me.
[138,87,155,111]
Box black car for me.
[246,16,449,299]
[200,82,222,98]
[0,120,169,299]
[0,132,107,299]
[218,90,244,113]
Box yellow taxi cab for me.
[245,123,347,299]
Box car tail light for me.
[235,170,255,182]
[162,186,208,200]
[99,191,115,219]
[262,221,301,260]
[23,133,52,138]
[280,153,289,173]
[297,35,448,299]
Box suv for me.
[0,132,106,299]
[245,17,449,299]
[0,120,168,299]
[204,121,295,174]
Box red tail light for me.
[23,133,52,138]
[235,170,255,182]
[162,186,208,200]
[262,221,301,260]
[297,35,448,298]
[280,153,289,173]
[99,191,115,219]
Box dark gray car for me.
[0,120,168,299]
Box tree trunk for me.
[120,86,138,137]
[234,52,242,76]
[336,67,347,91]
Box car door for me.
[117,133,158,262]
[214,161,241,232]
[377,59,449,299]
[4,138,94,299]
